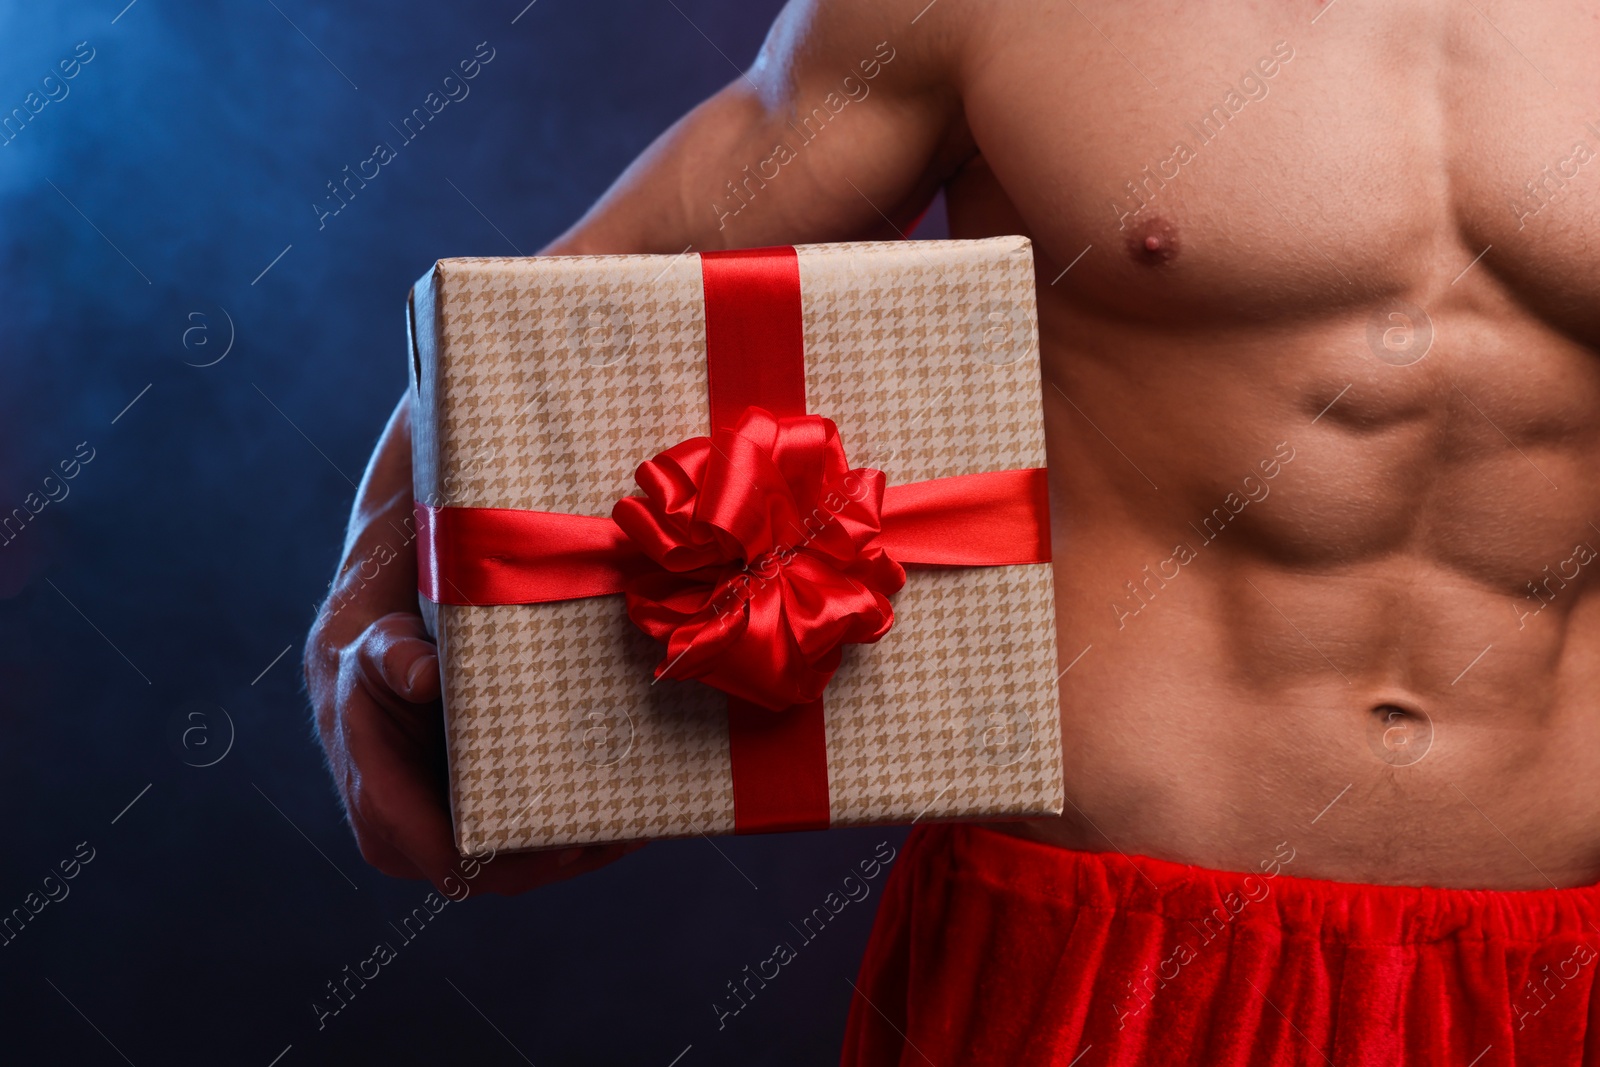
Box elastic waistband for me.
[944,825,1600,945]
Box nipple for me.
[1127,216,1180,266]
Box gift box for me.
[408,236,1064,855]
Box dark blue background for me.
[0,3,947,1063]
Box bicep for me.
[547,0,969,255]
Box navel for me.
[1366,702,1434,767]
[1127,216,1180,266]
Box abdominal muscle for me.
[976,283,1600,891]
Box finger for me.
[339,625,459,885]
[336,685,462,886]
[355,612,440,706]
[344,611,639,895]
[344,674,641,893]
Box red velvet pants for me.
[842,824,1600,1065]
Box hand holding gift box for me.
[410,237,1064,854]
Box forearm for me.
[309,396,418,662]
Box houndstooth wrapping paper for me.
[408,236,1064,855]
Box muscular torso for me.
[948,0,1600,887]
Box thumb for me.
[356,612,440,705]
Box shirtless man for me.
[305,0,1600,1060]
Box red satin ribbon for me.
[700,246,807,428]
[415,468,1051,605]
[418,246,1050,836]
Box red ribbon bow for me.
[613,406,905,712]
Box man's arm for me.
[304,0,971,894]
[550,0,972,255]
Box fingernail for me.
[405,656,433,694]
